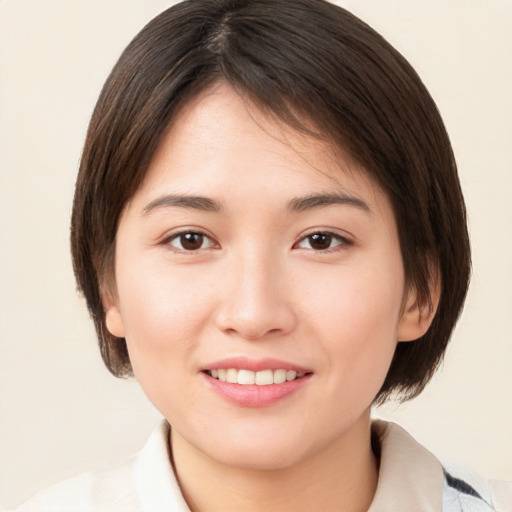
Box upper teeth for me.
[209,369,305,385]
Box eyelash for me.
[293,231,353,252]
[163,230,217,252]
[162,230,352,253]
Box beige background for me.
[1,0,511,508]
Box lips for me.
[201,357,313,407]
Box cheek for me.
[305,256,404,335]
[114,261,216,418]
[115,255,217,370]
[302,258,404,392]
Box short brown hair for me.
[71,0,471,402]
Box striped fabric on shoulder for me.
[443,469,496,512]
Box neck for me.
[170,410,379,512]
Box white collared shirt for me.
[10,420,511,511]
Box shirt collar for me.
[133,420,191,511]
[134,419,444,512]
[368,420,444,512]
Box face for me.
[106,82,426,471]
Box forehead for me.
[133,82,387,216]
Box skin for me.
[105,82,435,512]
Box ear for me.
[398,276,440,342]
[103,292,125,338]
[105,305,125,338]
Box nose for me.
[214,250,297,340]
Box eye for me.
[167,231,216,251]
[295,232,350,251]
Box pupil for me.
[181,233,203,250]
[310,233,331,250]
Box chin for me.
[193,423,319,471]
[211,442,307,471]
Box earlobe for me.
[105,303,126,338]
[397,298,434,342]
[101,282,125,338]
[397,278,440,342]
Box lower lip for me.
[203,373,312,408]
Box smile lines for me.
[207,368,307,385]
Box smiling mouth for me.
[205,368,309,385]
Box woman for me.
[10,1,510,510]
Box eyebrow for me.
[142,191,371,216]
[287,192,371,213]
[143,194,223,215]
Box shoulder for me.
[371,420,512,512]
[8,459,139,512]
[442,463,512,512]
[9,420,190,512]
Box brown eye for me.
[296,232,348,251]
[169,232,214,251]
[308,233,333,250]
